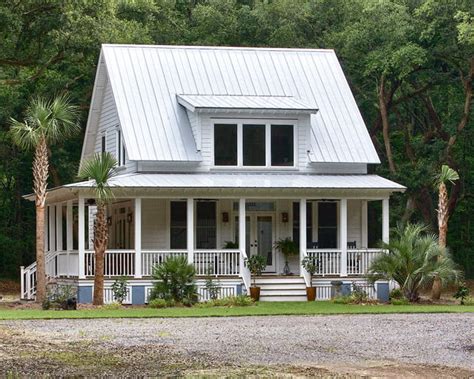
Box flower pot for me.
[306,286,316,301]
[250,286,261,301]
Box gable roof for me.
[83,44,380,163]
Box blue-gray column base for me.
[132,286,146,305]
[77,286,93,304]
[376,282,390,303]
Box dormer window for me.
[213,121,295,168]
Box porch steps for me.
[254,276,308,302]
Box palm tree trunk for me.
[93,204,108,305]
[33,136,49,303]
[432,182,448,300]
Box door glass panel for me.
[243,124,266,166]
[257,216,273,265]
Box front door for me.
[235,213,275,273]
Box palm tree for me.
[10,95,79,302]
[368,223,461,302]
[432,165,459,300]
[78,152,117,305]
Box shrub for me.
[351,283,369,304]
[391,298,409,305]
[453,283,470,305]
[148,299,167,308]
[111,277,129,304]
[389,288,404,300]
[245,255,266,286]
[332,295,352,304]
[42,284,77,310]
[204,276,220,300]
[195,295,255,308]
[368,223,462,302]
[150,256,198,305]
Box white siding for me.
[93,78,136,174]
[141,199,167,249]
[347,200,362,248]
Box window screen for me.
[243,124,266,166]
[214,124,237,165]
[170,201,187,249]
[271,125,293,166]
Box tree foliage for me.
[1,0,473,280]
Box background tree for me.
[78,152,117,306]
[9,95,79,301]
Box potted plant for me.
[245,255,267,301]
[301,256,318,301]
[273,237,298,275]
[223,241,238,249]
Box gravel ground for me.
[1,313,473,377]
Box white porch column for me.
[134,198,142,278]
[49,204,56,253]
[66,201,73,251]
[78,196,85,279]
[239,198,246,255]
[382,198,390,243]
[361,200,368,248]
[339,198,348,277]
[187,198,194,264]
[299,199,309,284]
[66,201,73,277]
[56,204,63,252]
[44,206,49,252]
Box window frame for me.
[212,118,297,169]
[116,127,126,167]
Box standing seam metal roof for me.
[101,45,380,163]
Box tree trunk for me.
[33,136,49,303]
[432,182,448,300]
[93,203,108,305]
[378,75,397,174]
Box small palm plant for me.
[78,152,117,305]
[368,223,462,302]
[10,95,79,302]
[432,165,459,299]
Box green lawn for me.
[0,301,473,320]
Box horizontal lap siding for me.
[141,199,167,249]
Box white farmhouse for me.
[22,45,404,303]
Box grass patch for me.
[0,301,473,320]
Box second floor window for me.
[116,129,126,166]
[214,122,295,167]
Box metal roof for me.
[66,173,404,191]
[98,44,380,163]
[176,94,318,113]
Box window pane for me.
[214,124,237,165]
[271,125,293,166]
[170,201,186,249]
[243,124,266,166]
[196,202,216,249]
[318,202,337,248]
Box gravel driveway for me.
[1,314,473,377]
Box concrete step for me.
[256,284,307,291]
[260,295,308,302]
[254,277,305,285]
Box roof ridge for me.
[101,44,335,53]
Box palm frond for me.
[9,119,40,150]
[435,165,459,187]
[78,152,118,204]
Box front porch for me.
[21,196,389,301]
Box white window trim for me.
[212,118,297,169]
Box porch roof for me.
[176,94,318,114]
[66,173,404,191]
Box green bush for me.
[111,277,129,304]
[148,299,167,308]
[453,283,470,305]
[195,295,255,308]
[391,298,409,305]
[42,284,77,310]
[150,256,198,305]
[389,288,404,300]
[332,295,352,304]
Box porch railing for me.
[347,249,384,275]
[194,250,240,276]
[84,250,135,277]
[307,249,342,276]
[141,250,187,276]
